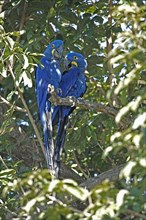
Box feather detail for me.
[53,52,87,177]
[36,40,63,173]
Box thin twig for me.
[96,141,114,164]
[0,95,27,113]
[0,155,8,169]
[16,0,28,42]
[72,150,89,179]
[106,0,120,108]
[6,0,46,164]
[8,64,46,160]
[107,0,114,85]
[127,209,146,219]
[0,204,18,217]
[0,154,26,195]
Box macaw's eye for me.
[52,44,55,48]
[73,56,78,60]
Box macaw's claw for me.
[48,84,55,93]
[56,88,62,96]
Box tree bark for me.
[49,88,131,128]
[80,164,125,189]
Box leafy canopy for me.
[0,0,146,219]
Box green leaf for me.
[0,169,16,178]
[23,54,29,69]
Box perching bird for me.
[52,51,87,176]
[36,40,63,172]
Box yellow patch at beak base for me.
[71,61,78,67]
[52,49,55,55]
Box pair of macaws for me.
[36,40,87,177]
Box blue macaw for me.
[36,40,64,171]
[52,51,87,176]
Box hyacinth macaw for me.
[52,51,87,176]
[36,40,63,171]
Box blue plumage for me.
[52,52,87,176]
[36,40,63,171]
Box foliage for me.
[0,0,146,219]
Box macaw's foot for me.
[48,84,54,93]
[56,88,62,96]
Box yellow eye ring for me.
[73,56,78,60]
[51,44,55,48]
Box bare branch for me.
[72,150,89,179]
[0,95,27,113]
[49,89,118,117]
[126,209,146,219]
[80,164,125,190]
[49,88,130,128]
[0,155,8,169]
[60,162,83,184]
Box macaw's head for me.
[44,40,64,60]
[64,51,87,70]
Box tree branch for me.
[0,204,17,218]
[8,64,46,160]
[72,150,89,179]
[126,209,146,219]
[49,89,118,117]
[60,162,83,184]
[107,0,113,84]
[49,88,130,128]
[16,0,28,42]
[0,95,27,113]
[80,164,125,190]
[70,164,125,211]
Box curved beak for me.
[57,44,63,55]
[52,44,64,59]
[64,57,71,69]
[64,57,78,69]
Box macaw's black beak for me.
[53,45,64,59]
[64,57,78,69]
[64,58,71,69]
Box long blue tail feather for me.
[53,108,68,177]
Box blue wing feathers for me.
[51,51,87,177]
[52,68,86,122]
[37,57,61,89]
[36,47,87,176]
[60,68,80,97]
[52,106,59,126]
[36,55,62,169]
[53,66,86,176]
